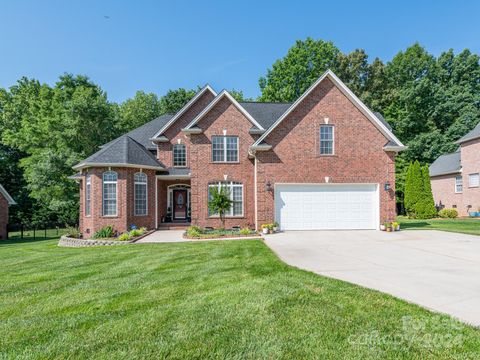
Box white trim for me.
[252,69,404,148]
[468,173,480,188]
[319,124,334,155]
[134,172,148,216]
[73,163,164,171]
[167,184,191,221]
[172,143,187,167]
[273,183,380,230]
[184,90,265,131]
[102,171,118,217]
[455,175,463,193]
[85,175,91,217]
[155,178,158,228]
[0,184,16,205]
[383,145,407,152]
[151,85,217,140]
[211,136,239,163]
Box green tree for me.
[208,186,232,229]
[418,165,437,219]
[404,161,424,218]
[159,88,196,114]
[117,91,162,132]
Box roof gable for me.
[152,85,217,139]
[252,70,404,150]
[0,184,16,205]
[456,122,480,144]
[429,151,462,177]
[183,90,265,131]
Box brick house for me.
[0,184,16,240]
[430,122,480,216]
[73,70,405,238]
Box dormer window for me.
[212,136,238,162]
[173,144,187,167]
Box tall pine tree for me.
[418,165,437,219]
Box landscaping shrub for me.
[64,226,82,238]
[239,227,252,235]
[129,227,146,237]
[92,225,114,239]
[186,226,203,237]
[117,233,132,241]
[438,208,458,219]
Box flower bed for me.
[58,225,154,247]
[183,226,259,239]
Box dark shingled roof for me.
[373,112,392,131]
[457,122,480,144]
[239,102,292,129]
[75,136,163,170]
[158,168,191,176]
[102,114,174,150]
[429,151,462,177]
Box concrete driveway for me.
[264,230,480,326]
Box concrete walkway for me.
[136,230,261,243]
[264,230,480,327]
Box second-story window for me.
[173,144,186,167]
[212,136,238,162]
[320,125,334,155]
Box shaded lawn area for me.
[398,216,480,236]
[0,239,479,359]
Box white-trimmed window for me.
[85,175,91,216]
[102,171,118,216]
[212,136,238,162]
[208,181,243,217]
[455,175,463,193]
[134,172,148,216]
[173,144,186,167]
[320,125,334,155]
[469,173,479,188]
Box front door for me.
[173,190,187,220]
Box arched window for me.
[134,172,148,216]
[85,175,91,216]
[102,171,118,216]
[208,181,243,217]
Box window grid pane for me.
[455,176,463,193]
[85,176,91,216]
[469,173,479,187]
[103,172,117,216]
[212,137,225,162]
[226,137,238,162]
[208,181,243,217]
[320,126,334,155]
[173,144,186,167]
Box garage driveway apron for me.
[264,230,480,327]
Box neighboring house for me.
[73,70,405,238]
[430,122,480,216]
[0,184,16,240]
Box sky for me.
[1,0,479,102]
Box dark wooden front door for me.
[173,190,187,220]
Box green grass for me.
[7,227,68,240]
[398,216,480,236]
[0,238,479,359]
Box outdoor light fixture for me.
[384,182,391,191]
[265,181,273,192]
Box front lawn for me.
[398,216,480,236]
[0,239,479,359]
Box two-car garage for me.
[274,184,379,230]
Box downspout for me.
[254,154,258,231]
[155,177,158,229]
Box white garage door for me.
[275,184,378,230]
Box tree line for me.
[1,38,479,225]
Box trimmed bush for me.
[64,226,82,238]
[186,226,203,237]
[239,228,252,235]
[438,208,458,219]
[92,225,114,239]
[130,228,146,237]
[117,233,132,241]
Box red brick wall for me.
[460,139,480,215]
[157,91,215,168]
[0,194,8,240]
[189,97,256,228]
[431,174,464,214]
[79,168,156,238]
[256,78,397,227]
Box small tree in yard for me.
[208,185,232,229]
[404,161,437,219]
[418,165,437,219]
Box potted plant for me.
[166,207,172,222]
[268,223,274,234]
[261,224,269,235]
[380,223,387,231]
[273,222,279,232]
[392,221,400,231]
[385,222,392,232]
